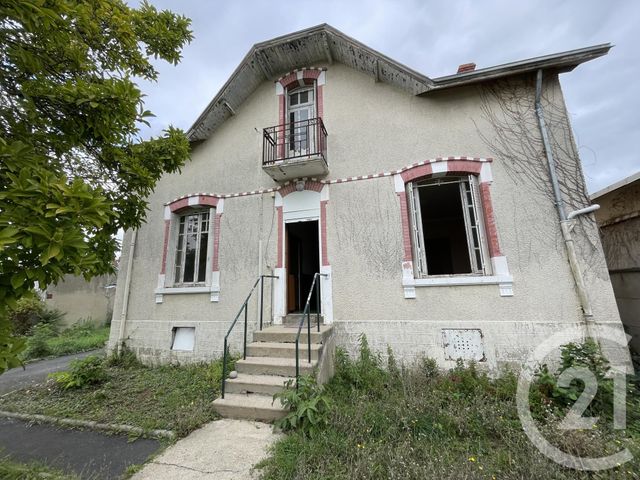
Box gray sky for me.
[136,0,639,194]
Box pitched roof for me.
[591,171,640,200]
[187,24,611,142]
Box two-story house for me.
[108,25,628,386]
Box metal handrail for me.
[221,274,278,399]
[294,272,328,390]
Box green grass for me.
[21,324,110,361]
[0,454,77,480]
[257,340,640,480]
[0,355,229,438]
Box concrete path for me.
[0,349,103,395]
[0,417,162,479]
[132,419,282,480]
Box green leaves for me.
[0,0,193,371]
[274,375,332,438]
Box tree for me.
[0,0,193,372]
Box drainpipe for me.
[117,229,137,352]
[534,69,595,338]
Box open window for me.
[173,209,210,285]
[407,175,490,277]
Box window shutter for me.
[460,176,487,274]
[407,182,428,277]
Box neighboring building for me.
[45,274,117,328]
[108,25,629,371]
[592,172,640,353]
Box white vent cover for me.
[442,329,484,361]
[171,327,195,351]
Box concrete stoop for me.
[212,322,333,422]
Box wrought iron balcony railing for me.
[262,117,327,166]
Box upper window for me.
[287,86,315,155]
[407,175,490,277]
[173,210,210,285]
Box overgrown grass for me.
[21,323,110,361]
[0,351,231,438]
[0,454,77,480]
[257,337,640,480]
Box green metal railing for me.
[221,274,278,399]
[294,272,327,390]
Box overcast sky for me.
[135,0,639,194]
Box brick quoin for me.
[212,213,223,272]
[160,220,170,274]
[397,192,413,262]
[276,206,284,268]
[320,200,329,266]
[479,183,502,257]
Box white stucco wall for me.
[108,62,628,369]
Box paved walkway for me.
[132,419,282,480]
[0,349,103,395]
[0,417,162,479]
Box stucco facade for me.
[108,26,628,370]
[45,274,116,327]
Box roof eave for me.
[427,43,612,92]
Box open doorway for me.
[286,220,320,313]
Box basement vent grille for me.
[442,328,485,361]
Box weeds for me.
[274,375,331,437]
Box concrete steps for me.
[212,393,288,422]
[246,341,322,360]
[213,321,333,422]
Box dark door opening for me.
[286,220,320,313]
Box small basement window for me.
[407,175,490,277]
[171,327,195,351]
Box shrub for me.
[274,375,332,437]
[49,355,108,390]
[23,323,56,359]
[333,335,389,395]
[106,343,142,369]
[8,297,44,335]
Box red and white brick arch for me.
[155,194,224,304]
[393,157,512,298]
[273,180,333,323]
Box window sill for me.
[155,285,220,303]
[403,275,513,298]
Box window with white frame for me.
[407,175,491,277]
[287,86,315,155]
[173,210,210,285]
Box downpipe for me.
[117,229,137,352]
[534,69,595,337]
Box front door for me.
[286,220,320,313]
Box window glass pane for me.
[198,232,208,282]
[183,214,198,283]
[299,90,308,104]
[289,93,298,106]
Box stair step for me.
[247,341,322,360]
[236,356,317,377]
[225,374,293,395]
[253,325,332,344]
[282,313,324,326]
[212,393,288,422]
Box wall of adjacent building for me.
[594,179,640,352]
[45,274,116,328]
[108,62,628,369]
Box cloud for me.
[136,0,639,193]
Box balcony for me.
[262,117,328,182]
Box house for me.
[591,172,640,353]
[44,274,117,328]
[107,25,629,414]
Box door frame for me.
[285,218,321,313]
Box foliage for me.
[0,0,193,368]
[23,322,55,359]
[7,296,64,336]
[105,342,143,369]
[20,323,109,361]
[257,342,640,480]
[274,375,332,437]
[0,358,227,437]
[49,355,108,389]
[0,453,77,480]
